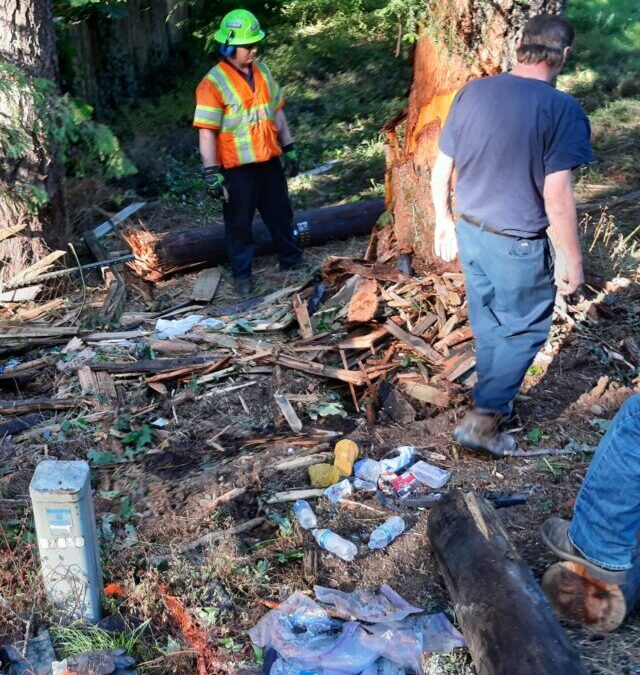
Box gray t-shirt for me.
[439,73,594,238]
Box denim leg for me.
[222,164,258,280]
[455,222,500,402]
[456,219,555,414]
[569,395,640,571]
[256,159,302,269]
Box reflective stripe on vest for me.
[206,63,280,166]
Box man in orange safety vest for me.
[194,8,303,297]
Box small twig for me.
[340,499,387,516]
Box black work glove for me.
[281,143,300,178]
[203,165,227,202]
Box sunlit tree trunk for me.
[374,0,564,265]
[0,0,67,278]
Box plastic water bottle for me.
[324,478,352,504]
[312,529,358,561]
[368,516,405,550]
[380,446,414,473]
[293,500,317,530]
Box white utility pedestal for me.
[29,460,103,622]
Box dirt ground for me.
[1,199,639,674]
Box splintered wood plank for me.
[78,367,118,409]
[0,285,41,303]
[403,382,450,408]
[292,294,313,339]
[7,250,66,286]
[383,319,444,365]
[434,325,473,351]
[0,397,87,415]
[275,354,365,386]
[347,278,379,323]
[274,394,303,433]
[191,267,222,303]
[337,326,388,350]
[440,352,476,382]
[412,312,438,336]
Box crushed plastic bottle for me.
[354,478,377,491]
[312,529,358,561]
[368,516,405,550]
[324,478,352,504]
[293,500,318,530]
[408,461,451,489]
[380,446,414,473]
[354,458,383,482]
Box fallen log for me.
[428,491,587,675]
[91,354,226,375]
[124,199,385,281]
[0,398,88,416]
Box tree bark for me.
[428,490,587,675]
[380,0,564,264]
[0,0,68,277]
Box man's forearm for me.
[199,128,219,167]
[544,175,581,264]
[431,152,454,220]
[275,109,293,147]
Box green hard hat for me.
[214,9,266,46]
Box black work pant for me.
[222,158,303,280]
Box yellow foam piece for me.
[333,439,359,477]
[309,463,341,488]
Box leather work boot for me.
[541,562,626,633]
[453,409,517,456]
[233,278,253,299]
[540,517,628,585]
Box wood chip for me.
[347,278,379,322]
[274,394,303,433]
[383,319,444,365]
[191,267,222,303]
[403,382,450,408]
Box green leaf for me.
[122,424,154,451]
[87,449,121,466]
[269,514,293,536]
[527,428,543,445]
[252,645,264,665]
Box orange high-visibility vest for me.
[193,60,285,169]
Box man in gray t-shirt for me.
[431,14,594,456]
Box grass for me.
[561,0,640,204]
[50,617,151,658]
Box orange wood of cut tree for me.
[376,0,565,266]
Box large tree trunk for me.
[377,0,564,264]
[0,0,68,277]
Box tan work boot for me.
[453,409,517,456]
[542,562,626,632]
[540,517,628,585]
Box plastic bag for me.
[249,593,380,674]
[314,585,422,623]
[154,314,224,339]
[420,613,466,654]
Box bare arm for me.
[544,169,583,295]
[199,128,219,167]
[430,151,457,262]
[275,109,293,147]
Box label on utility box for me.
[46,507,73,533]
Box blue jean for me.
[570,395,640,571]
[456,218,556,414]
